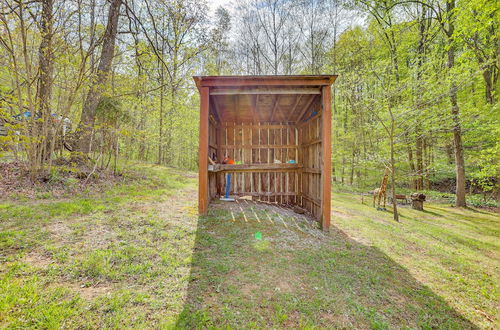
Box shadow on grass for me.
[174,207,477,329]
[421,208,445,217]
[463,206,491,215]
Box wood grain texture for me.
[210,163,301,172]
[321,85,332,231]
[198,87,209,215]
[210,88,321,95]
[195,76,335,227]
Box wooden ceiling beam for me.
[296,95,317,122]
[269,95,280,122]
[213,96,225,122]
[287,95,303,122]
[209,97,221,123]
[210,88,321,95]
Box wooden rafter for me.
[269,95,280,122]
[296,95,316,122]
[249,94,260,122]
[209,97,221,122]
[213,96,224,122]
[287,95,303,122]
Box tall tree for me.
[444,0,466,207]
[77,0,123,153]
[34,0,55,168]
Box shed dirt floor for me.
[0,164,497,328]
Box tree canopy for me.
[0,0,498,204]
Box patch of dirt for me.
[282,310,302,327]
[239,282,260,297]
[47,281,113,300]
[0,160,126,199]
[83,223,116,249]
[46,221,72,244]
[73,283,113,300]
[23,251,53,268]
[274,280,293,293]
[48,221,72,234]
[320,311,355,328]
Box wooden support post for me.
[199,87,209,215]
[321,85,332,231]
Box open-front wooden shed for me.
[194,75,337,231]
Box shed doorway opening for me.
[194,75,337,231]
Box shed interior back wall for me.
[207,99,323,218]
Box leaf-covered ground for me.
[0,164,497,328]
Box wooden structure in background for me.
[194,75,337,231]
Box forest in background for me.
[0,0,498,206]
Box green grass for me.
[0,163,198,328]
[0,163,497,328]
[332,193,499,328]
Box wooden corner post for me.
[321,85,332,231]
[199,87,209,215]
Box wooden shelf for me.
[209,163,301,172]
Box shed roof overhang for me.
[193,75,337,90]
[193,75,337,123]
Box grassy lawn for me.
[332,194,498,329]
[0,163,497,328]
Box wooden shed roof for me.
[193,75,337,90]
[193,75,337,123]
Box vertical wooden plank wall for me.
[208,119,218,200]
[198,87,209,215]
[298,97,322,219]
[218,122,299,204]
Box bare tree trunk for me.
[414,6,429,191]
[350,149,355,185]
[36,0,55,166]
[423,137,431,189]
[158,83,164,164]
[77,0,122,153]
[390,113,399,222]
[407,140,416,189]
[450,81,466,207]
[446,0,466,207]
[341,156,345,184]
[482,68,494,104]
[416,128,424,190]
